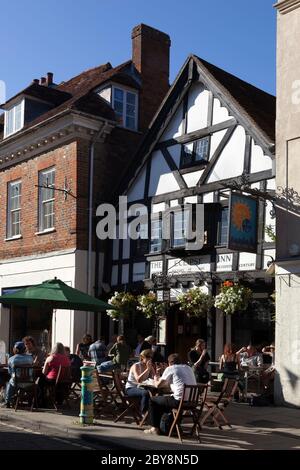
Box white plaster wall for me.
[127,166,146,202]
[267,178,276,190]
[184,196,198,204]
[209,129,227,159]
[160,104,183,140]
[250,140,272,173]
[183,170,203,188]
[98,87,111,104]
[202,192,214,203]
[186,83,209,133]
[170,199,179,207]
[148,150,180,196]
[212,98,232,124]
[207,126,245,183]
[152,202,166,213]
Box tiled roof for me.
[194,56,276,143]
[0,60,140,140]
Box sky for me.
[1,0,276,102]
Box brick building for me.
[0,24,170,352]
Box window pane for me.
[150,219,162,253]
[219,208,229,245]
[194,137,209,162]
[7,181,21,237]
[126,103,135,117]
[14,103,22,131]
[126,92,136,105]
[173,211,189,247]
[125,116,135,130]
[114,100,123,114]
[114,88,124,101]
[39,168,55,231]
[181,143,193,166]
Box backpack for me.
[159,412,174,435]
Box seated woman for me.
[75,334,93,361]
[219,343,239,378]
[125,349,156,415]
[188,339,210,384]
[39,342,71,406]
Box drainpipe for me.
[85,122,114,334]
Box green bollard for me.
[79,365,94,424]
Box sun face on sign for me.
[232,202,251,231]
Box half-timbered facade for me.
[103,55,276,360]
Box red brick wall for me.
[0,140,79,259]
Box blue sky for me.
[1,0,276,102]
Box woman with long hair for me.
[125,349,156,414]
[219,343,239,377]
[188,338,210,383]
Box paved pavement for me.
[0,402,300,450]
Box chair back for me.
[14,366,34,385]
[55,365,72,385]
[112,371,126,400]
[179,384,208,411]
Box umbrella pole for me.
[79,365,94,424]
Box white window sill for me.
[35,228,56,236]
[5,235,22,241]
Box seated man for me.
[88,337,107,367]
[1,341,33,408]
[98,335,131,374]
[23,336,46,367]
[238,345,263,368]
[144,353,196,435]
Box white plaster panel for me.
[170,199,179,207]
[160,104,183,140]
[202,192,214,203]
[148,150,180,196]
[207,126,245,183]
[168,145,181,168]
[186,83,209,133]
[250,140,272,173]
[238,252,256,271]
[267,178,276,190]
[212,98,232,124]
[184,196,198,204]
[209,129,227,160]
[182,170,203,188]
[127,165,146,202]
[121,264,129,284]
[152,203,166,213]
[98,87,111,104]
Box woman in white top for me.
[125,349,155,414]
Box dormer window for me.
[4,100,25,138]
[98,84,138,131]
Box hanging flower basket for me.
[137,292,166,319]
[177,287,214,318]
[214,281,252,315]
[106,291,137,321]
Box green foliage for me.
[214,282,253,315]
[265,225,276,241]
[137,292,166,319]
[177,287,214,318]
[106,291,137,321]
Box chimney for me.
[46,72,53,87]
[40,77,46,85]
[132,24,170,131]
[32,79,39,84]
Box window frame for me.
[112,85,138,131]
[38,167,55,232]
[180,136,210,169]
[150,216,163,254]
[4,99,25,138]
[217,206,229,247]
[7,179,22,239]
[171,208,190,248]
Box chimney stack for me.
[40,77,46,85]
[32,79,39,84]
[132,24,170,131]
[46,72,53,87]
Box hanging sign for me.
[227,192,258,253]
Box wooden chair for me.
[168,384,208,443]
[14,365,38,412]
[201,378,238,429]
[48,365,72,410]
[112,371,142,425]
[93,371,119,417]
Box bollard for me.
[79,365,94,424]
